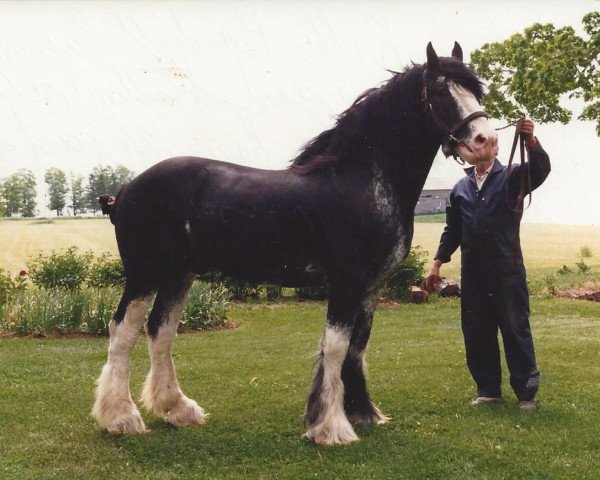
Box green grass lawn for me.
[2,298,600,479]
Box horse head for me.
[423,42,498,165]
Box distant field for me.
[0,218,117,272]
[412,222,600,280]
[1,217,599,282]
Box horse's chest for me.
[385,230,410,271]
[369,171,410,258]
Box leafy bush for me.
[557,265,573,275]
[87,253,125,288]
[0,287,121,335]
[580,246,593,259]
[264,284,283,301]
[0,269,28,304]
[181,281,230,330]
[198,272,262,301]
[1,282,231,336]
[296,285,329,301]
[544,275,556,296]
[576,260,591,274]
[382,246,429,301]
[27,247,92,290]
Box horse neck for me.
[370,120,441,216]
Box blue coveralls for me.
[434,142,551,400]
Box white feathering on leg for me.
[92,297,152,434]
[140,295,208,426]
[304,326,359,445]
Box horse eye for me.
[437,87,449,97]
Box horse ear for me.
[451,42,463,62]
[426,42,440,77]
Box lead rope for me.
[504,118,532,212]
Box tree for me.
[1,169,37,217]
[44,167,68,216]
[86,166,114,214]
[470,12,600,134]
[0,189,6,217]
[70,174,87,216]
[111,165,135,193]
[86,165,135,214]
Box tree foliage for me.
[86,165,135,213]
[70,174,87,216]
[1,169,37,217]
[44,167,68,216]
[470,12,600,134]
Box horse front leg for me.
[140,278,209,427]
[92,289,154,434]
[342,295,390,426]
[304,288,362,445]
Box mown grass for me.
[2,298,600,479]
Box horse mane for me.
[289,58,484,174]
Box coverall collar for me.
[463,158,504,178]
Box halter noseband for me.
[421,85,488,164]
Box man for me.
[423,119,550,410]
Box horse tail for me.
[99,194,117,224]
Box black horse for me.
[93,43,495,445]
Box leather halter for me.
[421,86,488,164]
[422,84,531,210]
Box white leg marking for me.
[140,295,208,427]
[305,326,359,445]
[92,297,152,435]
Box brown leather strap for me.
[506,118,532,212]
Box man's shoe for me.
[518,399,538,410]
[470,396,502,406]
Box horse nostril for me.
[474,134,487,145]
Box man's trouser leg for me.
[493,273,539,401]
[461,278,502,398]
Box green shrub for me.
[382,246,429,301]
[27,247,92,290]
[0,269,28,305]
[0,287,121,335]
[580,245,593,259]
[0,283,230,336]
[296,285,329,301]
[544,275,556,295]
[198,272,262,301]
[576,260,591,274]
[181,281,230,330]
[87,253,125,288]
[557,265,573,275]
[264,284,283,301]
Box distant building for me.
[415,189,451,215]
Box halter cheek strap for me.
[426,104,488,146]
[421,86,488,160]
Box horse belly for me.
[187,219,327,287]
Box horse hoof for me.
[347,403,391,426]
[103,410,149,435]
[165,397,209,427]
[304,415,360,446]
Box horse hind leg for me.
[140,275,208,427]
[92,286,155,435]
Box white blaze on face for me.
[448,81,498,164]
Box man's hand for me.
[519,119,538,149]
[421,259,443,293]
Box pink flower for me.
[19,270,27,276]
